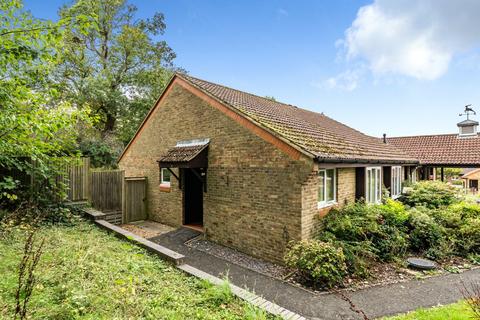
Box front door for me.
[183,168,204,226]
[470,179,478,190]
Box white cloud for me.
[322,68,364,91]
[340,0,480,80]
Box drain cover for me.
[407,257,437,270]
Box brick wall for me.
[301,167,356,239]
[119,83,314,262]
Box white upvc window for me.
[391,166,402,199]
[318,168,336,208]
[366,167,382,204]
[411,168,417,183]
[160,168,171,187]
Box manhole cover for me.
[407,257,437,270]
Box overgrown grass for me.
[383,301,475,320]
[0,219,273,319]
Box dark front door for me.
[183,168,204,226]
[470,179,478,190]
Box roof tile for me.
[179,74,417,163]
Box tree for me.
[0,0,89,203]
[56,0,177,146]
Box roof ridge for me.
[387,133,461,139]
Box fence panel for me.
[90,170,124,213]
[66,157,90,201]
[123,177,147,223]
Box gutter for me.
[315,156,420,165]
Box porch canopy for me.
[158,139,209,168]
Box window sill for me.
[159,184,171,192]
[317,201,337,209]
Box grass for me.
[384,301,475,320]
[0,218,274,319]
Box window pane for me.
[318,171,325,202]
[376,169,381,202]
[326,169,335,201]
[162,168,171,183]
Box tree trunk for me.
[103,113,116,135]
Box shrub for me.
[317,201,409,269]
[407,208,450,259]
[456,218,480,254]
[402,181,459,209]
[285,240,347,288]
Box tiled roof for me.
[159,144,208,164]
[178,74,417,164]
[387,134,480,166]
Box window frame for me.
[317,168,337,208]
[365,167,382,204]
[160,168,171,187]
[391,166,402,199]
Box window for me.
[318,169,336,208]
[161,168,171,186]
[366,167,381,204]
[411,168,417,183]
[391,166,402,198]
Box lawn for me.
[384,301,476,320]
[0,218,272,319]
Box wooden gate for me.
[123,177,147,223]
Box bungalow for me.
[387,114,480,182]
[118,73,418,262]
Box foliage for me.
[435,167,463,180]
[383,301,475,320]
[56,0,178,145]
[402,181,459,209]
[0,0,91,204]
[316,200,410,276]
[302,197,480,283]
[202,278,234,307]
[285,240,347,288]
[407,208,450,259]
[0,220,275,319]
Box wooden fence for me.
[90,170,124,213]
[1,157,147,224]
[66,157,90,201]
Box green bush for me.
[285,240,347,288]
[402,181,459,209]
[407,208,450,259]
[317,200,409,271]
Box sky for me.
[23,0,480,137]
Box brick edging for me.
[93,219,185,265]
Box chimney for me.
[383,133,387,143]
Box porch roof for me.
[158,139,209,168]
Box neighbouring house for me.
[462,168,480,193]
[387,117,480,182]
[118,73,418,262]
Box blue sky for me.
[24,0,480,137]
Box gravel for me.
[186,237,290,280]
